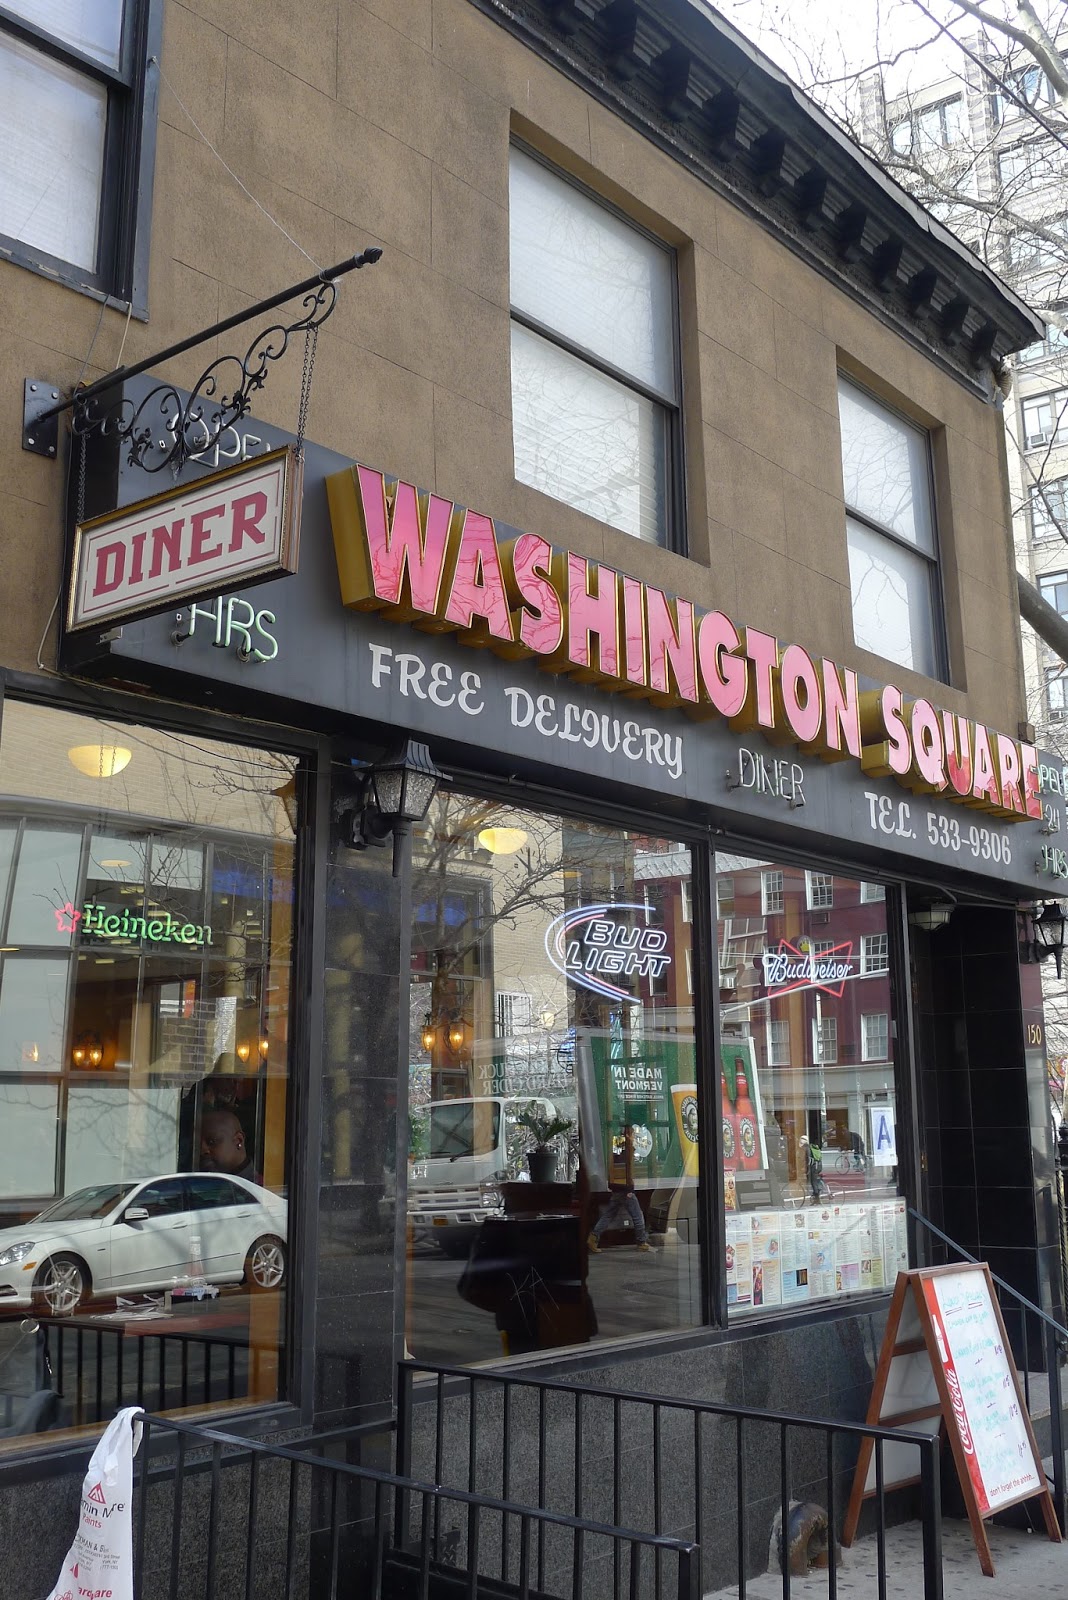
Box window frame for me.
[760,869,784,916]
[1023,388,1068,452]
[508,140,686,554]
[805,870,834,910]
[1030,478,1068,542]
[0,1,161,312]
[838,374,947,683]
[861,1012,890,1063]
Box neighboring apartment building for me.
[862,40,1068,1077]
[0,1,1063,1593]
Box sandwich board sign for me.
[843,1265,1060,1575]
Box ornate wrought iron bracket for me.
[22,249,382,473]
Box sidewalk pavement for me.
[706,1517,1068,1598]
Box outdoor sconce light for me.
[1023,901,1066,979]
[339,739,445,876]
[236,1041,252,1064]
[907,899,955,933]
[419,1010,467,1053]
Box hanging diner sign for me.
[67,445,302,632]
[327,462,1043,824]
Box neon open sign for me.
[545,904,671,1002]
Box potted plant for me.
[515,1102,574,1184]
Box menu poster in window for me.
[725,1212,752,1307]
[843,1266,1060,1577]
[751,1211,782,1308]
[835,1206,863,1294]
[806,1207,837,1299]
[779,1212,810,1305]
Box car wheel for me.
[245,1235,285,1291]
[33,1254,89,1317]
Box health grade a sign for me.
[67,445,302,631]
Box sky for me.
[701,0,1068,108]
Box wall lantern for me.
[340,740,445,876]
[907,900,955,933]
[71,1032,104,1068]
[1022,901,1066,979]
[419,1010,467,1055]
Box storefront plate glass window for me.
[0,702,297,1449]
[717,853,908,1316]
[407,798,699,1362]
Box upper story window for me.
[0,2,158,307]
[1018,325,1068,365]
[508,146,680,548]
[890,96,964,154]
[838,376,943,680]
[1007,219,1068,277]
[997,65,1055,124]
[805,871,834,910]
[760,869,783,916]
[1023,387,1068,451]
[1039,568,1068,616]
[999,139,1068,190]
[1030,478,1068,542]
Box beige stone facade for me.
[1,0,1032,735]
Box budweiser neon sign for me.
[545,905,671,1002]
[327,464,1043,823]
[761,939,854,997]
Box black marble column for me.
[913,905,1059,1360]
[314,827,408,1430]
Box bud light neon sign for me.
[545,904,671,1002]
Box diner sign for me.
[328,463,1042,823]
[68,446,301,631]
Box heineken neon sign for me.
[55,900,212,948]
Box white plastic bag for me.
[44,1406,144,1600]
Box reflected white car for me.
[0,1174,287,1316]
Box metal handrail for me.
[911,1206,1068,1341]
[398,1359,945,1600]
[133,1410,701,1600]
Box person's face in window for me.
[199,1109,248,1174]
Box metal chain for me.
[77,428,87,525]
[296,322,319,461]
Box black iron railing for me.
[911,1204,1068,1532]
[0,1317,254,1442]
[397,1361,944,1600]
[132,1412,700,1600]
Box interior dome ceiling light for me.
[477,827,528,855]
[68,744,132,779]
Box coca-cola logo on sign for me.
[761,938,853,997]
